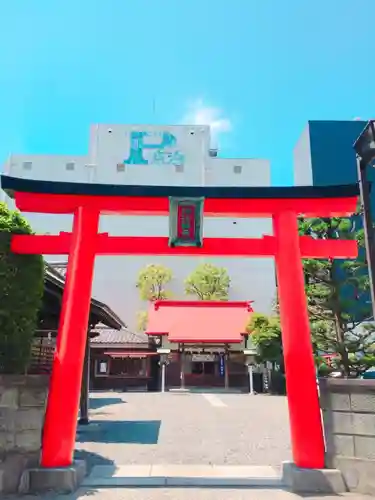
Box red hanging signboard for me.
[169,197,204,247]
[177,204,196,240]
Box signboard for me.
[123,131,185,167]
[219,354,225,377]
[99,362,108,374]
[192,354,215,363]
[169,197,204,247]
[177,204,196,241]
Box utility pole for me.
[354,120,375,320]
[356,158,375,319]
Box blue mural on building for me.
[124,131,185,167]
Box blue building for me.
[294,120,369,187]
[294,120,372,320]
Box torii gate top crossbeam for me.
[1,175,359,217]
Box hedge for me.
[0,202,44,374]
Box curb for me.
[82,464,283,488]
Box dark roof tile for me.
[91,328,148,345]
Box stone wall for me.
[0,375,49,493]
[319,377,375,495]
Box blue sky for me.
[0,0,374,185]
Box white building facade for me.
[1,124,276,330]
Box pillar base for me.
[78,417,90,425]
[23,460,86,494]
[281,461,346,494]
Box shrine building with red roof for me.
[145,300,256,390]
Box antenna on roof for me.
[152,98,157,122]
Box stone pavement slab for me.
[2,488,372,500]
[82,463,282,487]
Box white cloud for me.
[181,99,232,148]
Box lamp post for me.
[179,345,186,390]
[244,346,257,395]
[354,120,375,319]
[157,348,170,393]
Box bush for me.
[0,203,44,374]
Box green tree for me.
[247,313,283,368]
[184,262,230,300]
[136,264,173,301]
[136,310,148,332]
[0,203,44,374]
[246,215,375,377]
[300,216,375,376]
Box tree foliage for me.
[184,262,230,300]
[300,216,375,376]
[0,203,44,374]
[247,313,283,368]
[136,264,173,301]
[245,216,375,377]
[136,310,148,332]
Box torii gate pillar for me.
[41,207,99,467]
[274,211,325,468]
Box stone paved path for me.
[74,391,292,470]
[7,393,370,499]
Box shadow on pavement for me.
[74,449,116,476]
[89,397,124,410]
[76,420,161,444]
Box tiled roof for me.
[91,328,148,345]
[47,262,68,278]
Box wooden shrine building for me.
[146,300,256,391]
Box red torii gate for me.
[1,175,359,472]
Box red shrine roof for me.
[146,300,253,343]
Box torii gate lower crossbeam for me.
[0,175,360,472]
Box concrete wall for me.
[4,154,91,183]
[319,378,375,495]
[0,375,49,493]
[204,157,270,187]
[293,124,313,186]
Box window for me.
[175,164,184,173]
[96,359,109,375]
[116,163,125,172]
[192,362,203,375]
[227,358,246,374]
[233,165,242,174]
[109,358,146,377]
[22,161,32,170]
[191,361,216,375]
[66,162,75,171]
